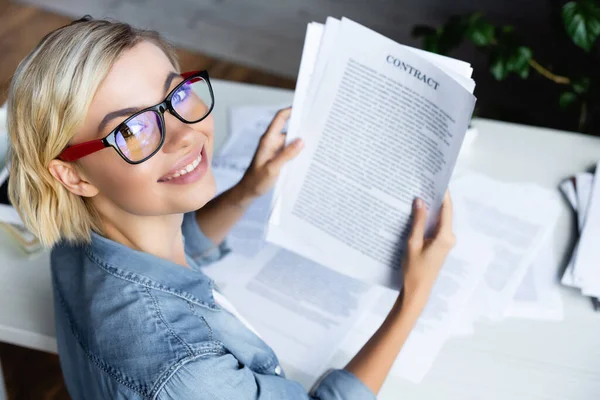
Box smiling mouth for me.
[160,154,202,181]
[157,145,206,182]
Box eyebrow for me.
[97,71,181,133]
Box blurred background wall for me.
[14,0,600,135]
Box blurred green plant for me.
[412,0,600,132]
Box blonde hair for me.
[7,16,180,248]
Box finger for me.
[254,108,292,165]
[407,198,427,251]
[436,191,453,236]
[267,138,304,172]
[264,108,291,140]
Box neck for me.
[97,206,189,268]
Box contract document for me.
[266,17,477,288]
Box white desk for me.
[1,79,600,399]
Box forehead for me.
[92,41,176,110]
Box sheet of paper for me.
[505,237,564,321]
[561,172,593,289]
[204,245,381,377]
[267,17,476,289]
[559,177,579,287]
[575,172,594,230]
[451,174,563,321]
[340,218,493,383]
[449,308,475,337]
[271,20,331,228]
[212,167,274,257]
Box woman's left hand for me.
[236,107,304,201]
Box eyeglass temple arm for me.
[180,70,205,83]
[58,139,106,161]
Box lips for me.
[158,144,204,182]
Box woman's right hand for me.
[402,191,455,305]
[344,192,455,395]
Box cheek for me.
[83,153,161,213]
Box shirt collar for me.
[87,230,217,310]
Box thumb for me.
[267,138,304,171]
[408,198,427,249]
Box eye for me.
[128,122,146,135]
[172,84,191,105]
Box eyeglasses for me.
[58,70,214,164]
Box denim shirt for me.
[50,211,376,400]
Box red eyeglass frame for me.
[57,70,213,164]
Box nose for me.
[160,112,196,154]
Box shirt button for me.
[274,365,282,376]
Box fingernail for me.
[295,139,304,147]
[414,198,423,209]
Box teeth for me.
[161,155,203,181]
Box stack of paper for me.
[267,17,476,288]
[559,164,600,308]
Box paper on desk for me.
[0,204,23,226]
[220,105,289,160]
[205,245,380,377]
[575,173,594,229]
[450,174,563,322]
[451,238,564,330]
[505,236,563,321]
[559,172,593,289]
[211,106,286,257]
[212,167,274,257]
[340,218,493,383]
[560,176,580,287]
[559,177,578,209]
[449,307,475,337]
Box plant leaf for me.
[466,13,496,46]
[507,46,532,78]
[562,0,600,52]
[559,91,578,108]
[490,51,509,80]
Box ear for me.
[48,159,99,197]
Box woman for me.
[7,16,455,400]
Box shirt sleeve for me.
[156,353,376,400]
[181,211,231,266]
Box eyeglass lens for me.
[114,75,213,162]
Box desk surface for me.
[1,79,600,399]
